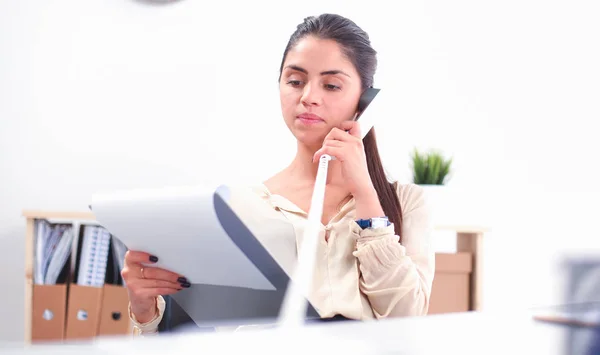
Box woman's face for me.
[279,36,363,149]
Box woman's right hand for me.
[121,250,190,323]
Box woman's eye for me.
[325,84,341,91]
[287,80,302,87]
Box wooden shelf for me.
[22,210,96,220]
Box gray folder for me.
[165,190,319,331]
[92,184,319,332]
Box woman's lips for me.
[297,113,324,125]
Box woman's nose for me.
[301,82,322,106]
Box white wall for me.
[2,0,600,342]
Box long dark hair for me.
[278,14,403,241]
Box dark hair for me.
[278,14,403,241]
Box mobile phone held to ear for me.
[354,87,381,139]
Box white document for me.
[34,220,48,284]
[76,226,110,287]
[90,184,275,291]
[34,220,74,285]
[44,226,74,285]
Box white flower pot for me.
[418,184,457,252]
[418,184,451,226]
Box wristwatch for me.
[355,217,390,230]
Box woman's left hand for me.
[313,120,374,199]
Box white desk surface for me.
[3,310,595,355]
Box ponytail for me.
[363,128,403,242]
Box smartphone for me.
[354,87,381,139]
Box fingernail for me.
[180,282,191,288]
[177,277,188,283]
[149,255,158,262]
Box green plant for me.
[410,148,453,185]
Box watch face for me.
[371,217,388,228]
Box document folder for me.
[97,235,131,336]
[31,220,73,342]
[65,224,108,340]
[31,284,68,342]
[164,190,319,331]
[97,284,131,336]
[91,184,320,331]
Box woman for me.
[122,13,435,335]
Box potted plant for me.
[410,148,453,224]
[410,148,453,186]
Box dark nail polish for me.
[177,277,188,283]
[149,255,158,262]
[180,282,191,288]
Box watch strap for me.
[355,217,390,230]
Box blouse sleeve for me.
[351,183,435,318]
[129,295,166,336]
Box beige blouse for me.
[129,182,435,335]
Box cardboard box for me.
[64,285,104,340]
[97,284,131,336]
[31,284,68,342]
[428,252,473,314]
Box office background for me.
[1,0,599,343]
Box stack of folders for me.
[31,220,74,342]
[34,220,74,285]
[76,226,112,287]
[65,226,131,340]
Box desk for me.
[3,311,596,355]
